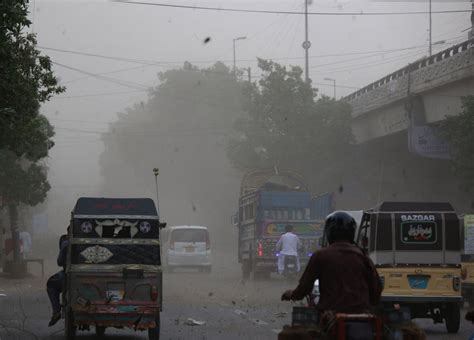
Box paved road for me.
[0,268,472,339]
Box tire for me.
[65,308,76,340]
[148,312,160,340]
[242,261,251,280]
[445,303,460,333]
[96,326,106,337]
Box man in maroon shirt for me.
[282,211,382,314]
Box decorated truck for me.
[233,169,323,280]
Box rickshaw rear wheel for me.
[65,307,76,340]
[96,326,106,337]
[444,303,460,333]
[148,312,160,340]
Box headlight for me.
[80,221,93,233]
[139,221,151,233]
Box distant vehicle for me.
[233,169,323,280]
[64,197,165,340]
[356,201,462,334]
[461,254,474,306]
[461,216,474,306]
[166,226,211,273]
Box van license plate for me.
[185,246,194,252]
[408,275,429,289]
[287,264,295,268]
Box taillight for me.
[462,268,467,280]
[206,242,210,250]
[151,285,159,301]
[258,241,263,257]
[453,276,461,291]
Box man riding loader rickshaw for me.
[63,197,165,340]
[356,201,462,334]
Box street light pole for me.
[303,0,311,83]
[153,168,160,217]
[324,77,336,99]
[233,36,246,79]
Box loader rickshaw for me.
[63,197,165,339]
[356,201,462,334]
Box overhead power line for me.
[52,61,150,90]
[113,0,472,16]
[39,42,452,66]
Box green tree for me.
[99,62,245,259]
[439,96,474,189]
[0,0,64,263]
[227,59,354,189]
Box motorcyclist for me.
[281,211,382,314]
[276,224,302,274]
[46,228,69,326]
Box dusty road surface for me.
[0,264,472,339]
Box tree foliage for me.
[439,96,474,188]
[0,0,64,248]
[100,62,245,228]
[227,59,354,187]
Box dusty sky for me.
[30,0,471,231]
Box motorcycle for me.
[282,254,299,280]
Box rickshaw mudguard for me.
[66,265,162,329]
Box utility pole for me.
[247,67,251,83]
[470,0,474,40]
[429,0,432,56]
[303,0,311,83]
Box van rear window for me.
[170,229,209,243]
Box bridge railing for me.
[345,38,473,102]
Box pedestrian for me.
[19,230,32,259]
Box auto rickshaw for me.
[356,201,462,334]
[64,197,165,339]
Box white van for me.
[166,226,211,272]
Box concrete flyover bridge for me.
[325,39,474,213]
[346,38,474,144]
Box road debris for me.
[251,318,268,326]
[185,318,206,326]
[234,309,246,316]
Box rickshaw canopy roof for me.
[73,197,158,219]
[369,201,455,213]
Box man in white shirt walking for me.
[276,224,301,274]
